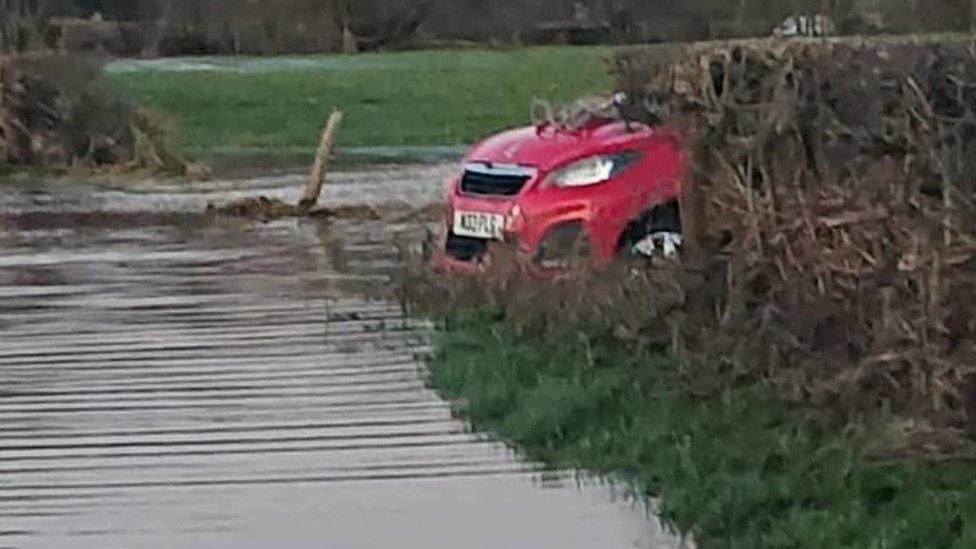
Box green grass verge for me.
[430,310,976,548]
[109,47,612,153]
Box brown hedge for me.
[0,53,189,174]
[609,37,976,451]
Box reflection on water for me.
[0,175,685,548]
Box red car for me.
[436,102,685,272]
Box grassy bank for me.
[429,310,976,548]
[108,47,612,155]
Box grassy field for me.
[108,47,612,156]
[430,310,976,548]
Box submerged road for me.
[0,170,683,548]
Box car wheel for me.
[632,231,683,258]
[535,222,590,268]
[620,200,683,259]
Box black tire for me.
[649,200,682,234]
[617,199,683,256]
[535,222,590,266]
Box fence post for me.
[300,109,344,209]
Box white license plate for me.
[453,211,504,240]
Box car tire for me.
[618,200,683,258]
[535,222,590,268]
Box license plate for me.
[453,211,504,240]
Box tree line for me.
[2,0,975,55]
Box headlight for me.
[545,152,641,188]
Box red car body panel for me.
[436,119,685,272]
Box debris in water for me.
[209,109,344,220]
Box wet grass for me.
[429,309,976,548]
[108,47,612,154]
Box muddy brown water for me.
[0,167,685,548]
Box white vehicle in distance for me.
[773,14,835,37]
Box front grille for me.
[461,172,529,196]
[445,232,488,262]
[460,163,535,197]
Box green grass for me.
[108,47,612,154]
[430,310,976,548]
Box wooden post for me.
[0,55,12,163]
[971,0,976,34]
[678,118,705,262]
[300,109,343,209]
[0,56,5,116]
[966,379,976,441]
[680,171,706,262]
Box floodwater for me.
[0,168,686,548]
[104,51,568,75]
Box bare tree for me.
[1,0,49,52]
[337,0,431,50]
